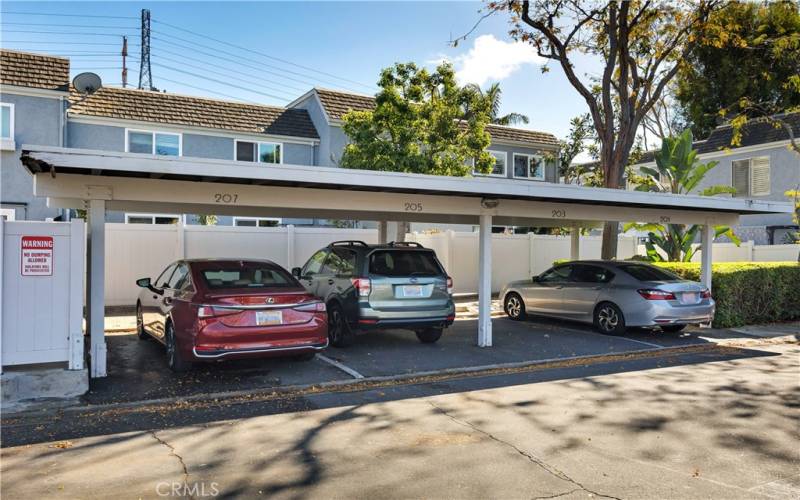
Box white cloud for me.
[441,34,543,87]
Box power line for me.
[1,30,136,36]
[151,30,372,93]
[156,76,261,104]
[153,19,375,91]
[151,36,334,92]
[151,53,297,99]
[151,63,290,102]
[0,11,138,19]
[1,22,138,29]
[151,45,306,93]
[2,41,139,46]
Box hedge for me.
[654,262,800,328]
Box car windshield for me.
[199,263,297,289]
[368,250,443,277]
[619,264,681,282]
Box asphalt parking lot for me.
[86,315,724,406]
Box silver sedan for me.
[500,260,715,335]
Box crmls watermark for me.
[156,481,220,497]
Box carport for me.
[20,146,794,377]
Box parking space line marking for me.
[317,354,365,379]
[609,336,664,349]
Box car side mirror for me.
[136,277,151,288]
[532,275,540,283]
[291,267,302,278]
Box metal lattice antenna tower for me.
[137,9,153,90]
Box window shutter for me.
[750,157,770,196]
[731,160,750,197]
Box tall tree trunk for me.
[600,222,619,260]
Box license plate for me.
[680,292,698,304]
[256,310,283,326]
[401,285,423,297]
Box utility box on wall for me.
[1,219,85,371]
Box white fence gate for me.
[1,219,84,369]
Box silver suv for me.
[292,241,455,347]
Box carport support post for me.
[87,199,107,378]
[478,214,492,347]
[570,227,580,260]
[700,224,713,291]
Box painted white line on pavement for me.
[611,336,664,349]
[317,354,365,379]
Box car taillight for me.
[446,276,453,295]
[701,289,711,299]
[197,306,239,318]
[351,277,371,297]
[637,289,676,300]
[293,301,327,313]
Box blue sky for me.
[1,1,593,139]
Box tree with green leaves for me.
[675,0,800,139]
[196,215,217,226]
[340,62,494,176]
[489,0,722,259]
[551,114,595,185]
[625,129,739,262]
[465,82,530,126]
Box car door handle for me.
[327,279,335,285]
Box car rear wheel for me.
[165,321,191,372]
[505,293,526,320]
[661,324,686,333]
[328,303,355,348]
[594,302,626,335]
[416,327,443,343]
[136,303,148,340]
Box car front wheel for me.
[505,293,526,320]
[416,327,443,343]
[136,303,148,340]
[594,302,626,335]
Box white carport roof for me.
[20,146,792,228]
[18,145,795,379]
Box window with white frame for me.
[233,217,281,227]
[473,150,507,177]
[125,213,181,225]
[235,140,282,164]
[1,103,14,140]
[513,153,545,180]
[126,129,181,156]
[732,156,770,197]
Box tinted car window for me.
[323,248,356,276]
[154,263,177,288]
[303,250,328,276]
[619,264,680,282]
[168,264,190,289]
[539,265,572,283]
[571,264,614,283]
[200,263,297,289]
[369,250,442,277]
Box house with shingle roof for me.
[2,48,562,228]
[623,114,800,244]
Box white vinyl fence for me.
[103,224,800,305]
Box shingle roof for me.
[0,49,70,91]
[631,112,800,165]
[312,87,558,147]
[68,86,319,139]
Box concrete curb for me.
[2,342,737,420]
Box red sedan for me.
[135,259,328,371]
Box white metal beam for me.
[36,173,743,227]
[87,199,107,378]
[700,224,713,291]
[570,228,580,260]
[477,214,492,347]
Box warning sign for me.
[21,236,54,276]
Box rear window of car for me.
[368,250,443,277]
[199,263,297,289]
[618,264,680,282]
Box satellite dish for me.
[72,72,102,94]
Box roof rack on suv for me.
[329,240,369,247]
[387,241,425,248]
